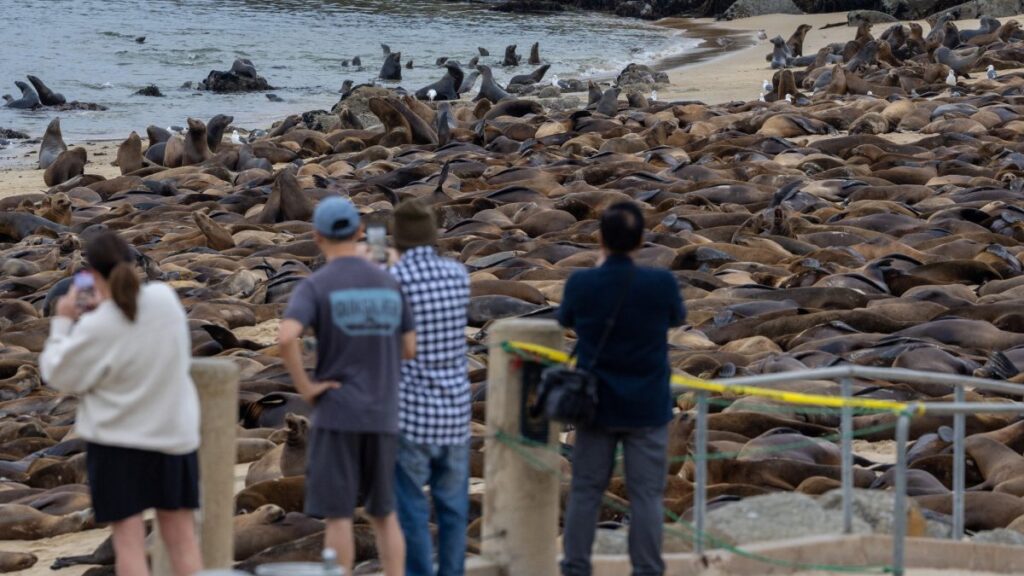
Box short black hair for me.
[600,202,644,254]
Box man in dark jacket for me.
[558,201,686,576]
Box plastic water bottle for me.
[322,548,344,576]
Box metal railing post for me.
[840,376,854,534]
[953,386,966,540]
[694,391,709,555]
[892,411,912,576]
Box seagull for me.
[785,94,794,103]
[757,30,768,40]
[988,64,997,80]
[427,89,437,102]
[867,90,874,97]
[651,90,657,101]
[759,92,766,102]
[762,79,772,94]
[946,70,957,87]
[230,130,242,145]
[551,74,560,88]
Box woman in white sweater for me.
[40,232,202,576]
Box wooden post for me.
[153,358,239,575]
[483,319,563,576]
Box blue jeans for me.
[395,438,469,576]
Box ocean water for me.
[1,0,698,141]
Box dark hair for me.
[600,202,645,255]
[85,232,140,321]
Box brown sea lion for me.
[0,504,91,540]
[183,118,213,166]
[236,476,305,514]
[235,507,324,561]
[0,551,37,573]
[237,438,277,464]
[256,169,314,224]
[193,211,236,250]
[38,118,66,170]
[116,131,144,175]
[38,192,72,226]
[786,24,812,58]
[245,414,308,486]
[43,147,87,187]
[915,492,1024,531]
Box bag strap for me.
[570,265,635,370]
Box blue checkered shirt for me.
[390,247,471,445]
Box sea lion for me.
[415,61,464,101]
[964,436,1024,491]
[458,71,479,95]
[207,114,234,152]
[234,508,324,561]
[587,81,603,106]
[595,88,620,116]
[38,118,67,170]
[256,169,313,224]
[236,476,305,514]
[245,413,308,487]
[0,212,66,242]
[183,118,213,165]
[934,46,985,79]
[769,36,791,69]
[528,42,541,65]
[915,492,1024,531]
[475,65,511,103]
[115,131,144,175]
[193,211,236,250]
[379,52,402,81]
[502,44,520,67]
[39,193,72,226]
[43,147,87,187]
[26,76,65,106]
[0,551,37,573]
[0,504,90,540]
[4,81,40,109]
[509,64,550,87]
[787,24,812,58]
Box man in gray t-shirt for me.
[278,196,415,576]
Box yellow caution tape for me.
[504,341,922,415]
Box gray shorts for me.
[305,428,398,519]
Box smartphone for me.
[366,224,389,265]
[73,271,95,313]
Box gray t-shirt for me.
[284,256,414,433]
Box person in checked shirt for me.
[389,199,472,576]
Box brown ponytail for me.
[85,232,141,322]
[108,261,140,321]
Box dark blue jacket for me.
[557,255,685,428]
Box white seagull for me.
[762,79,772,94]
[988,64,997,80]
[427,89,437,102]
[651,90,657,101]
[946,70,957,87]
[230,130,242,145]
[785,94,794,103]
[551,74,560,88]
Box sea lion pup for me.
[502,44,520,66]
[509,64,550,87]
[25,75,65,106]
[769,36,791,69]
[474,65,511,103]
[43,147,86,187]
[182,117,212,165]
[786,23,812,58]
[415,61,464,101]
[39,193,72,226]
[206,113,234,152]
[38,118,66,170]
[115,131,143,175]
[458,71,479,95]
[379,51,402,81]
[934,46,986,78]
[528,41,541,65]
[595,87,620,116]
[4,81,40,109]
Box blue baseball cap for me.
[313,197,361,240]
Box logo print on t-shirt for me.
[329,288,402,336]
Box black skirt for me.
[86,442,200,523]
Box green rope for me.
[492,429,893,573]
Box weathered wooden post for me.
[153,358,239,575]
[483,319,563,576]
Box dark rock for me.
[50,102,108,111]
[0,128,29,139]
[557,79,589,93]
[491,0,568,13]
[848,9,898,24]
[133,85,164,97]
[616,63,669,91]
[301,110,341,133]
[926,0,1024,25]
[879,0,957,19]
[723,0,803,19]
[197,59,273,93]
[790,0,880,13]
[615,1,655,17]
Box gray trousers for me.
[561,424,669,576]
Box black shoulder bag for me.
[531,268,634,426]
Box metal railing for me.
[504,341,1024,576]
